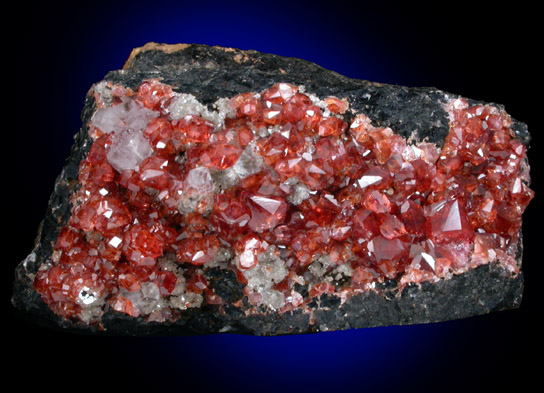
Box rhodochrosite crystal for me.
[12,43,533,335]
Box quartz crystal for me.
[12,43,533,335]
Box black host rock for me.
[11,43,528,336]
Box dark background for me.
[6,1,540,391]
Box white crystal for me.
[211,167,241,191]
[91,97,158,135]
[157,252,181,272]
[77,286,99,306]
[239,249,256,269]
[308,257,332,278]
[185,166,214,193]
[242,248,288,309]
[165,93,208,120]
[178,166,214,214]
[205,97,236,127]
[92,81,114,107]
[78,305,104,324]
[170,278,187,297]
[123,283,163,315]
[232,142,264,179]
[106,128,153,172]
[333,263,353,279]
[243,247,288,292]
[203,248,233,269]
[285,178,311,205]
[22,252,37,269]
[141,282,161,301]
[260,289,285,311]
[170,291,203,310]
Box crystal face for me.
[33,80,534,325]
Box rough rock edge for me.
[11,42,529,336]
[123,42,192,70]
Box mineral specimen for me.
[11,43,533,335]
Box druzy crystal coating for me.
[33,79,533,325]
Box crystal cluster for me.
[32,79,533,325]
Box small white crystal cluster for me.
[121,282,163,315]
[303,254,354,291]
[76,289,107,324]
[165,95,235,129]
[242,246,289,310]
[284,177,312,205]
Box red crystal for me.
[257,132,290,165]
[155,270,178,296]
[282,92,312,123]
[309,282,336,298]
[380,214,407,239]
[317,117,348,137]
[244,192,288,233]
[324,96,349,114]
[262,83,298,104]
[117,264,151,291]
[237,125,254,147]
[199,142,243,169]
[139,156,171,190]
[123,224,165,266]
[363,190,392,214]
[399,200,426,236]
[177,235,221,265]
[136,79,173,111]
[33,81,534,324]
[231,92,261,119]
[144,117,178,155]
[426,199,474,243]
[352,266,379,288]
[71,195,131,235]
[212,193,251,231]
[173,114,213,143]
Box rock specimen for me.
[11,43,534,335]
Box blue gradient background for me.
[7,1,539,391]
